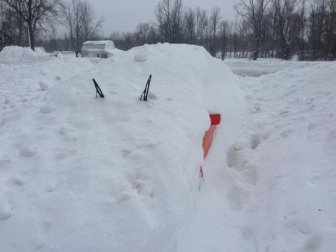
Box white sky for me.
[91,0,238,35]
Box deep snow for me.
[0,46,335,252]
[176,60,336,252]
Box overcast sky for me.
[91,0,238,35]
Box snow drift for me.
[0,46,49,63]
[0,44,245,252]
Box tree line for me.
[1,0,335,61]
[0,0,102,52]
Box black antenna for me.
[140,74,152,101]
[92,78,104,98]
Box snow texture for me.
[0,46,335,252]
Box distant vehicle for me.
[81,40,115,58]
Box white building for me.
[81,40,115,58]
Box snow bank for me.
[0,46,49,63]
[0,43,245,252]
[0,47,94,116]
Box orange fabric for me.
[202,125,216,158]
[202,114,221,158]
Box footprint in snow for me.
[300,235,323,252]
[250,134,262,149]
[250,132,269,149]
[226,142,248,171]
[241,163,259,185]
[226,186,249,211]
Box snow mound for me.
[0,43,246,252]
[0,46,48,63]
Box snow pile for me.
[0,44,245,252]
[0,46,49,63]
[2,44,333,252]
[0,46,94,113]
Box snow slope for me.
[0,44,245,251]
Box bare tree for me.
[61,0,103,53]
[297,0,306,60]
[271,0,298,59]
[219,20,229,60]
[2,0,59,50]
[0,7,16,49]
[195,8,208,45]
[134,23,158,45]
[209,6,221,56]
[135,23,151,44]
[80,1,103,41]
[170,0,183,42]
[155,0,183,43]
[183,8,196,43]
[323,0,336,59]
[235,0,272,60]
[1,2,26,46]
[308,0,327,59]
[155,0,171,42]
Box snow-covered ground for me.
[225,58,319,77]
[0,46,335,252]
[177,59,336,252]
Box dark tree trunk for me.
[28,24,35,50]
